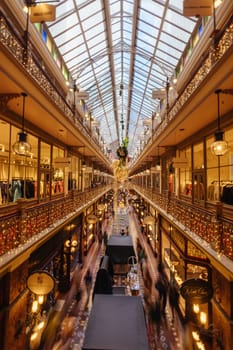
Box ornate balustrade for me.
[131,184,233,262]
[0,185,111,260]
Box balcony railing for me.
[0,185,111,267]
[132,184,233,263]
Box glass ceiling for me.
[47,0,197,157]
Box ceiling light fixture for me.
[12,92,31,156]
[210,89,228,156]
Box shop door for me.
[192,171,205,203]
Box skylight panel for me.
[89,45,106,59]
[112,19,120,32]
[137,39,155,56]
[163,21,191,42]
[160,32,186,51]
[166,8,196,33]
[56,1,74,18]
[139,9,163,27]
[63,42,86,61]
[53,25,82,46]
[67,50,89,69]
[137,30,156,48]
[86,32,106,50]
[158,41,181,59]
[156,53,177,69]
[140,1,164,17]
[49,13,78,37]
[84,22,105,40]
[137,20,159,37]
[58,34,83,53]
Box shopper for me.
[84,268,92,306]
[155,262,169,314]
[98,230,103,246]
[103,230,108,248]
[148,299,163,343]
[168,278,179,323]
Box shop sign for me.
[30,4,56,23]
[27,270,55,295]
[180,278,213,304]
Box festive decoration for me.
[112,137,129,182]
[116,137,129,165]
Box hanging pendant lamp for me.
[12,92,31,156]
[210,89,228,156]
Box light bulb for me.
[32,300,38,313]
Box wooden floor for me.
[45,207,184,350]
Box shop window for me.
[68,156,78,191]
[193,142,204,170]
[10,126,38,202]
[52,146,65,195]
[179,147,192,197]
[40,141,51,199]
[40,141,51,169]
[193,171,205,202]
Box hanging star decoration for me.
[113,137,129,182]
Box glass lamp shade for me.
[12,131,31,155]
[211,130,228,156]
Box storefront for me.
[160,217,213,349]
[0,117,84,206]
[178,126,233,205]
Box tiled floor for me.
[48,207,184,350]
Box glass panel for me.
[193,142,204,170]
[46,0,198,152]
[179,147,192,196]
[40,141,51,169]
[52,146,65,195]
[207,168,219,201]
[0,120,10,204]
[40,141,51,199]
